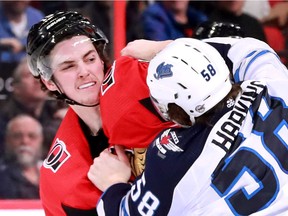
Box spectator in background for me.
[126,0,149,43]
[29,1,67,16]
[0,38,23,54]
[261,1,288,27]
[0,57,67,159]
[141,0,208,40]
[0,114,43,199]
[243,0,288,64]
[197,1,267,42]
[242,0,288,27]
[0,0,44,63]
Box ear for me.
[41,77,58,91]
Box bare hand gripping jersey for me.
[97,38,288,215]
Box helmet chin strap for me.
[56,92,99,107]
[52,79,99,107]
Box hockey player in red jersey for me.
[26,11,110,216]
[88,37,288,215]
[26,10,174,215]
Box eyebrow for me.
[57,50,97,67]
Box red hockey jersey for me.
[40,108,105,216]
[100,56,175,149]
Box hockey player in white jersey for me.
[88,37,288,215]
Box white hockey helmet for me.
[147,38,232,125]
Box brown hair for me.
[167,84,241,126]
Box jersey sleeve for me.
[96,183,132,215]
[227,37,288,82]
[203,37,288,83]
[96,126,208,216]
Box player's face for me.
[47,35,104,106]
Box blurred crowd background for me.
[0,0,287,200]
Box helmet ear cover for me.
[27,11,108,80]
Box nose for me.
[21,134,32,146]
[78,61,90,78]
[12,133,30,147]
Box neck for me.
[72,105,102,136]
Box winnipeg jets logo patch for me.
[154,62,173,79]
[43,138,71,173]
[155,128,183,155]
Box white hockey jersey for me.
[97,37,288,216]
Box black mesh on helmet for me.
[26,11,108,78]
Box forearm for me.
[121,39,173,61]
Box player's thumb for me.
[115,145,130,164]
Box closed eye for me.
[61,63,75,71]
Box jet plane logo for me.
[155,129,183,155]
[154,62,173,80]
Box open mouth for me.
[78,82,96,89]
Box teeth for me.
[79,82,95,89]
